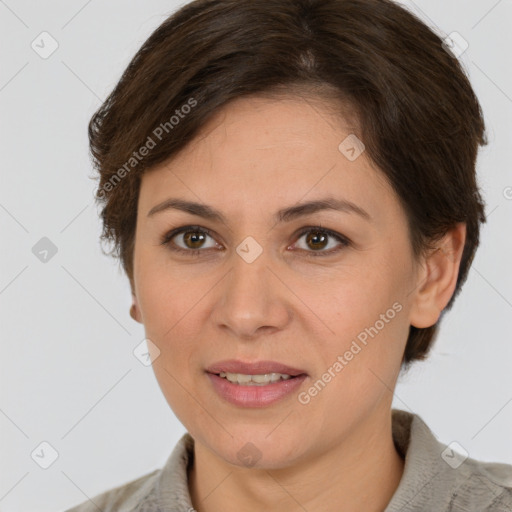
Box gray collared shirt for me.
[65,409,512,511]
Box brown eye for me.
[160,226,219,255]
[182,230,208,249]
[160,225,349,258]
[305,230,329,251]
[293,227,350,257]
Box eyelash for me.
[159,224,350,258]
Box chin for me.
[208,432,305,470]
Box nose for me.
[210,247,292,340]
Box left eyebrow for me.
[147,196,372,223]
[276,197,372,223]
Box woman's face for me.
[132,95,422,468]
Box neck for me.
[188,408,405,512]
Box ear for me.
[130,293,143,324]
[409,223,466,329]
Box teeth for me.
[218,372,293,385]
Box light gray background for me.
[0,1,511,510]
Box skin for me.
[130,94,466,512]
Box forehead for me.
[187,94,359,158]
[138,95,400,224]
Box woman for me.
[66,0,512,510]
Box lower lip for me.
[206,373,307,408]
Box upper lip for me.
[206,359,307,376]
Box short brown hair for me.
[88,0,487,367]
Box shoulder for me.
[64,468,160,512]
[389,409,512,511]
[63,432,195,512]
[454,456,512,511]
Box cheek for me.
[299,293,407,433]
[293,262,400,331]
[135,275,204,408]
[138,267,202,419]
[150,357,207,435]
[298,262,409,379]
[135,253,199,337]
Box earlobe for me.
[130,295,143,324]
[409,223,466,329]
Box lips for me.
[205,359,307,377]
